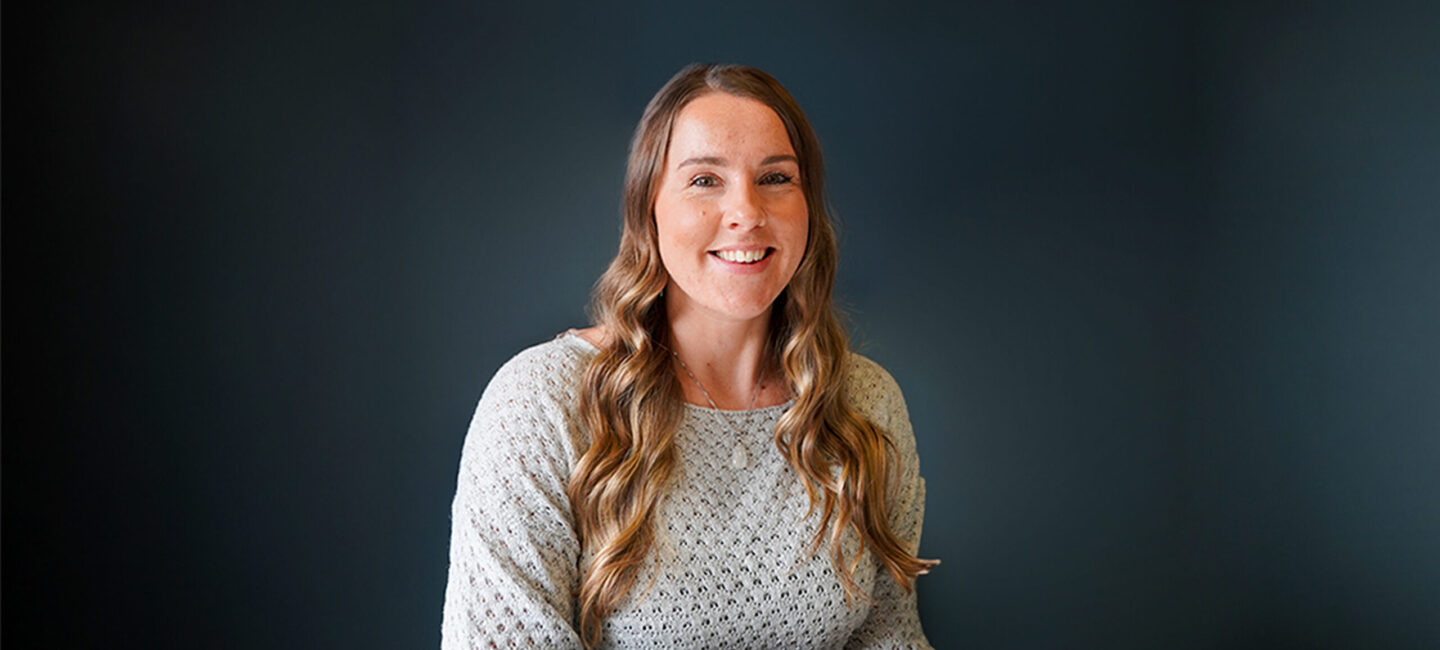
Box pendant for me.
[731,441,749,469]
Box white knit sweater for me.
[441,332,932,649]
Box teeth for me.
[716,249,769,263]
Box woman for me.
[442,64,936,648]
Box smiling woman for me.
[441,64,936,649]
[655,93,810,330]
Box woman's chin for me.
[671,297,779,325]
[720,297,786,323]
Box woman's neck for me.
[664,303,775,410]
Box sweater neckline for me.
[561,329,796,414]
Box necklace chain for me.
[661,342,765,469]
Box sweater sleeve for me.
[441,345,587,649]
[845,357,935,650]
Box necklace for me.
[663,345,765,470]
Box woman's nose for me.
[723,184,766,230]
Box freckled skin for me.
[654,93,809,326]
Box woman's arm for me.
[441,346,587,649]
[845,357,935,650]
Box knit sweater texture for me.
[441,331,932,649]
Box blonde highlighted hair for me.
[568,63,930,646]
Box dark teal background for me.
[6,1,1438,648]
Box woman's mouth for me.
[710,248,774,264]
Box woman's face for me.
[654,93,809,326]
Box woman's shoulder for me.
[472,331,598,435]
[482,330,598,399]
[843,351,913,437]
[845,351,901,389]
[844,351,905,403]
[466,331,598,465]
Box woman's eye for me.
[760,172,795,185]
[689,175,719,188]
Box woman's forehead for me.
[666,94,795,163]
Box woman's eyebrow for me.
[677,155,725,168]
[676,154,798,168]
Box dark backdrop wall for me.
[5,1,1438,648]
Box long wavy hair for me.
[568,63,930,646]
